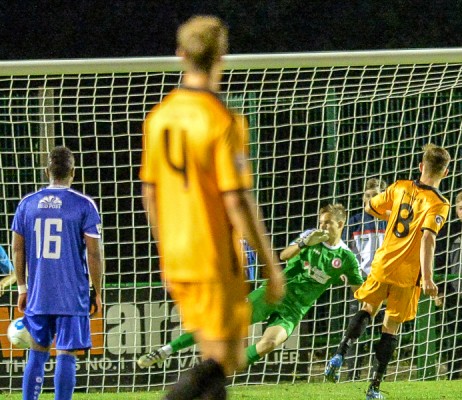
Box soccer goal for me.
[0,48,461,393]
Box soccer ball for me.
[7,317,32,349]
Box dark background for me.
[2,1,462,60]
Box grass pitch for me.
[3,380,462,400]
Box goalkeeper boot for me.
[324,354,343,383]
[137,348,168,368]
[366,384,385,400]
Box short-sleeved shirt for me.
[11,187,101,315]
[254,230,363,321]
[140,87,252,283]
[369,179,449,287]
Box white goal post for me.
[0,48,461,393]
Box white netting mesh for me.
[0,51,461,393]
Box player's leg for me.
[366,316,399,400]
[55,350,78,400]
[163,280,249,400]
[366,285,419,399]
[163,337,245,400]
[54,315,92,400]
[325,277,385,383]
[139,285,271,368]
[246,325,288,365]
[346,299,362,380]
[163,353,230,400]
[137,332,196,368]
[21,315,53,400]
[325,306,375,383]
[367,317,399,394]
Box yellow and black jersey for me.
[369,179,449,287]
[140,87,252,283]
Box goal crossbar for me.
[1,47,462,75]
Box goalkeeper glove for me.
[296,229,329,249]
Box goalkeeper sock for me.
[337,310,371,356]
[246,344,261,366]
[23,350,49,400]
[54,353,77,400]
[170,332,195,353]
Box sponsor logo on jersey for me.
[435,215,444,225]
[332,258,342,269]
[38,195,62,209]
[304,261,331,284]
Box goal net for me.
[0,49,461,393]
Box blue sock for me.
[23,350,49,400]
[54,354,76,400]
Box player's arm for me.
[365,201,390,221]
[0,273,17,296]
[280,244,300,261]
[0,246,17,296]
[420,229,438,297]
[142,183,159,243]
[223,190,285,304]
[85,234,103,317]
[12,232,27,313]
[280,229,329,261]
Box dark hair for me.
[48,146,74,180]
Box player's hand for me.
[300,229,329,247]
[433,295,444,308]
[265,268,285,305]
[89,287,102,318]
[17,293,27,313]
[421,278,438,297]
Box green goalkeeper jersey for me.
[250,237,363,332]
[282,240,363,313]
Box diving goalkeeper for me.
[138,203,364,369]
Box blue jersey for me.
[343,212,386,275]
[11,187,101,316]
[0,245,13,274]
[240,239,257,280]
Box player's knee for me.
[258,337,278,355]
[346,310,371,339]
[382,316,401,335]
[362,302,380,317]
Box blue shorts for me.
[23,314,92,351]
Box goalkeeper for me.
[138,203,363,369]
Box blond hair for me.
[422,143,450,177]
[365,177,387,192]
[177,16,228,73]
[456,191,462,204]
[320,203,347,223]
